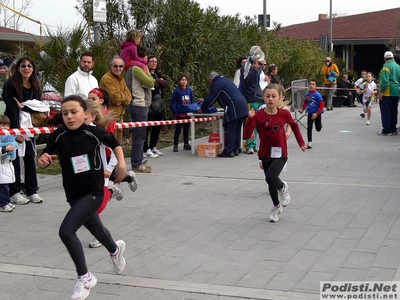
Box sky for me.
[8,0,400,36]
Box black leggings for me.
[59,194,117,276]
[262,158,288,206]
[307,113,322,142]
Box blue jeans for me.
[128,105,149,168]
[379,96,398,134]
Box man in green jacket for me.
[378,51,400,135]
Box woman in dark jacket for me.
[3,56,43,204]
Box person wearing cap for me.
[239,45,265,154]
[377,51,400,136]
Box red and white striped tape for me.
[0,116,222,136]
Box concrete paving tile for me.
[303,229,341,251]
[372,240,400,269]
[333,268,368,281]
[343,251,375,269]
[338,227,367,240]
[364,267,397,281]
[354,226,391,253]
[294,271,335,294]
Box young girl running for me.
[86,89,138,249]
[244,83,307,222]
[170,75,195,152]
[38,95,127,300]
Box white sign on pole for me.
[93,0,107,23]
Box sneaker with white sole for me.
[279,181,291,207]
[269,205,283,222]
[10,193,29,205]
[127,170,138,192]
[247,148,255,154]
[132,164,151,173]
[71,272,97,300]
[307,142,312,149]
[108,183,123,201]
[152,147,163,156]
[89,238,102,248]
[28,193,43,203]
[110,240,126,275]
[8,203,16,209]
[1,204,13,212]
[144,149,158,158]
[366,120,370,125]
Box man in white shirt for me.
[65,51,98,99]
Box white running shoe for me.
[144,149,158,158]
[127,170,138,192]
[307,142,312,149]
[28,193,43,203]
[152,147,163,156]
[247,148,255,154]
[10,193,29,205]
[269,205,283,222]
[366,120,370,125]
[279,181,291,207]
[1,204,13,212]
[71,272,97,300]
[108,183,123,201]
[110,240,126,275]
[89,238,102,248]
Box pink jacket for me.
[120,41,147,71]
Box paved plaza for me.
[1,104,400,299]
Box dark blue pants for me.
[0,184,10,207]
[379,96,398,134]
[223,117,245,155]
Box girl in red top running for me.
[244,83,307,223]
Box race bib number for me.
[271,147,282,158]
[71,154,91,174]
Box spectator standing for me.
[197,71,248,157]
[321,56,339,111]
[240,45,265,154]
[378,51,400,135]
[65,51,98,99]
[170,75,195,152]
[143,55,169,158]
[99,55,132,144]
[267,64,281,84]
[125,46,155,173]
[244,83,307,223]
[3,56,43,204]
[233,56,247,88]
[299,79,324,149]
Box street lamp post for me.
[329,0,333,53]
[263,0,267,29]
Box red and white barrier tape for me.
[0,116,222,136]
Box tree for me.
[75,0,130,45]
[0,0,33,30]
